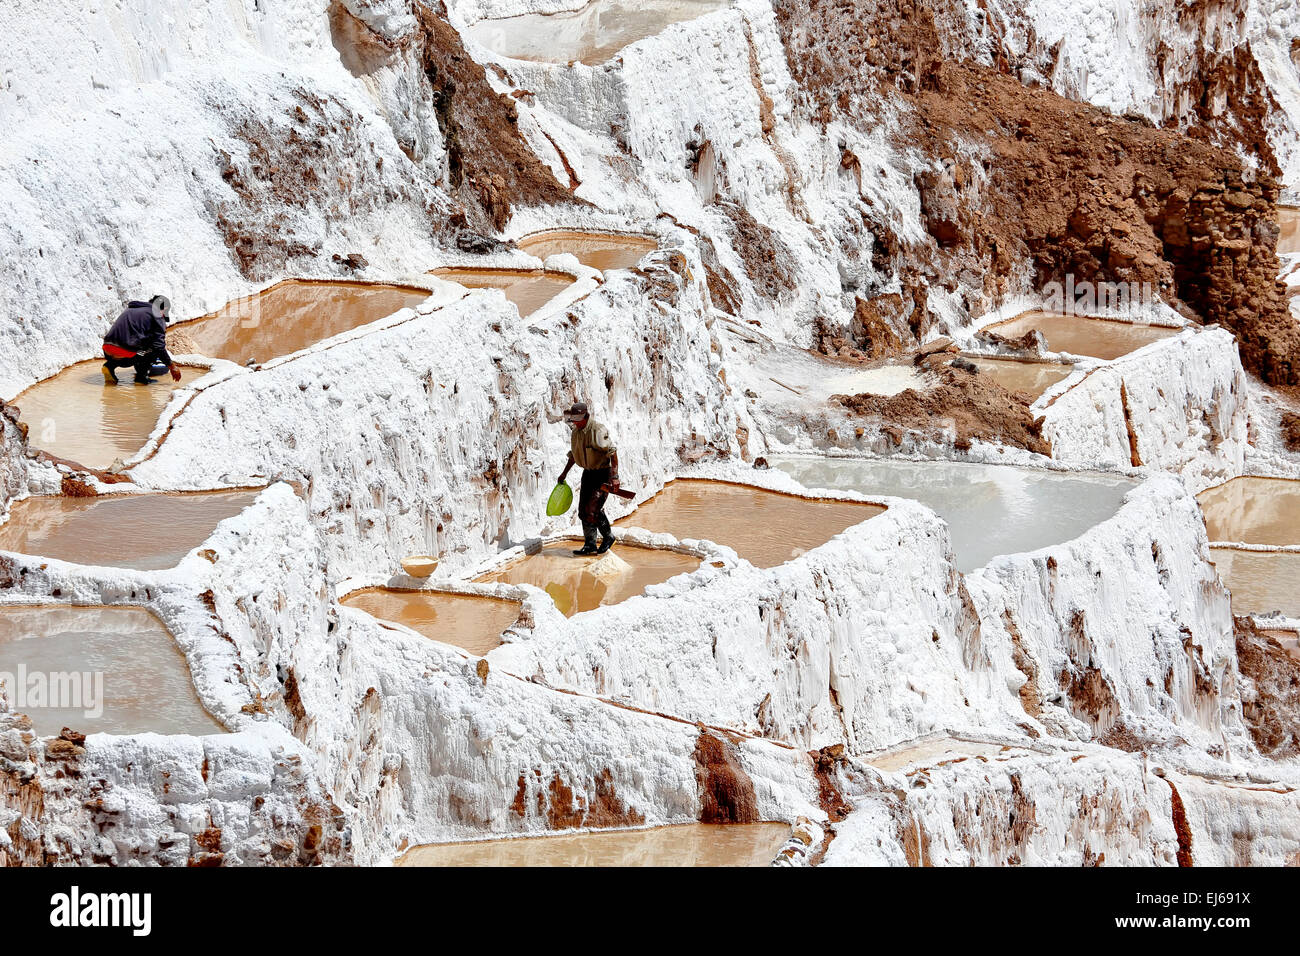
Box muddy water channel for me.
[964,356,1073,400]
[464,0,731,65]
[0,605,222,736]
[773,457,1135,572]
[340,589,520,656]
[614,480,883,568]
[10,361,206,470]
[517,231,657,272]
[0,491,257,571]
[477,542,699,617]
[985,311,1178,360]
[179,280,429,366]
[396,822,789,867]
[430,268,574,316]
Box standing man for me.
[557,401,619,555]
[102,295,182,385]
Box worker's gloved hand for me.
[609,475,620,489]
[169,364,182,382]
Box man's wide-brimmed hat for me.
[563,401,588,421]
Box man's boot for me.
[101,364,117,385]
[596,515,614,553]
[572,529,599,556]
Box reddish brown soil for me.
[414,4,575,231]
[773,0,1299,385]
[1165,778,1195,867]
[693,729,759,824]
[1281,410,1300,452]
[810,744,853,823]
[1235,616,1300,758]
[714,200,798,302]
[834,364,1050,454]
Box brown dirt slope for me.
[1235,616,1300,758]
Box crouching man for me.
[557,401,619,555]
[102,295,181,385]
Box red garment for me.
[102,342,136,359]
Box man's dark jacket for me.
[104,301,172,364]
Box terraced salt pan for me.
[863,737,1010,773]
[1280,206,1299,255]
[964,356,1073,400]
[772,457,1136,572]
[9,361,207,470]
[1262,629,1300,660]
[614,479,884,568]
[516,231,657,272]
[178,280,430,366]
[476,542,700,616]
[429,268,574,316]
[0,605,222,737]
[463,0,732,65]
[1209,549,1300,618]
[985,311,1178,360]
[340,588,520,656]
[0,490,258,571]
[395,822,788,866]
[1197,476,1300,545]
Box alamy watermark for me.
[0,665,103,721]
[1040,274,1159,316]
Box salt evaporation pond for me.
[476,542,699,617]
[430,268,574,316]
[10,361,206,470]
[396,822,789,867]
[1279,206,1299,255]
[464,0,731,65]
[614,479,884,568]
[0,491,258,571]
[0,605,223,736]
[772,457,1136,572]
[1209,549,1300,618]
[964,356,1073,400]
[1198,477,1300,546]
[178,280,429,366]
[985,311,1178,360]
[516,231,657,272]
[340,588,520,656]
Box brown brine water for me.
[0,605,223,736]
[476,542,700,617]
[10,361,207,470]
[986,311,1178,360]
[340,588,520,656]
[1198,477,1300,546]
[1279,206,1299,255]
[430,268,574,316]
[0,491,258,571]
[614,480,883,569]
[177,280,429,366]
[395,822,789,867]
[1209,548,1300,618]
[516,231,657,272]
[964,356,1073,399]
[463,0,732,65]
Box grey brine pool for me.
[395,822,789,867]
[476,541,700,617]
[772,457,1136,572]
[516,231,657,272]
[963,356,1073,400]
[9,361,207,470]
[1209,549,1300,618]
[340,588,520,656]
[463,0,731,65]
[1198,477,1300,546]
[177,280,429,366]
[984,311,1178,361]
[614,479,883,569]
[430,268,574,316]
[0,491,258,571]
[0,605,223,736]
